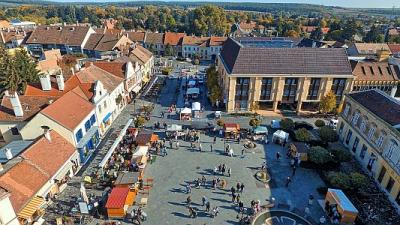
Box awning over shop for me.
[131,85,141,93]
[181,107,192,114]
[99,119,133,168]
[18,196,44,220]
[132,146,149,158]
[186,88,199,95]
[103,112,112,123]
[77,126,99,149]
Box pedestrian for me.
[176,141,180,149]
[308,194,314,205]
[236,194,241,204]
[222,164,226,175]
[187,196,192,206]
[162,147,167,156]
[218,164,222,173]
[213,136,217,144]
[229,148,234,157]
[238,201,244,212]
[188,206,193,217]
[212,179,217,189]
[231,193,236,203]
[202,196,207,207]
[210,144,213,152]
[212,206,219,217]
[192,208,197,218]
[228,168,231,177]
[292,166,296,176]
[241,148,245,156]
[285,176,292,187]
[240,183,245,193]
[214,166,218,175]
[186,184,191,194]
[231,186,236,196]
[201,176,206,187]
[276,151,281,160]
[199,143,202,152]
[169,141,173,149]
[236,182,240,192]
[206,201,211,212]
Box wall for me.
[0,195,19,225]
[0,121,26,144]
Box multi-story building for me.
[217,38,353,113]
[347,43,392,57]
[181,36,227,61]
[338,89,400,209]
[83,33,133,60]
[143,32,164,55]
[163,32,185,57]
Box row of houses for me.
[0,45,154,224]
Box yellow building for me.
[338,89,400,208]
[217,38,354,113]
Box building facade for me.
[217,38,354,113]
[338,90,400,210]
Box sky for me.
[52,0,400,9]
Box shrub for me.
[309,146,332,165]
[350,172,368,190]
[327,172,351,190]
[135,116,146,127]
[280,118,294,131]
[161,67,173,75]
[330,147,352,162]
[319,126,338,143]
[249,118,261,128]
[216,119,225,127]
[193,58,200,65]
[294,121,314,130]
[295,128,311,142]
[315,119,326,127]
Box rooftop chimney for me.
[39,74,51,91]
[41,125,51,142]
[56,74,65,91]
[125,61,134,78]
[5,91,24,117]
[5,148,13,160]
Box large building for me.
[338,89,400,209]
[217,38,354,113]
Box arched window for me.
[351,110,361,126]
[375,130,387,149]
[367,123,377,140]
[359,115,368,132]
[385,139,399,162]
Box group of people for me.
[186,195,220,218]
[214,164,231,177]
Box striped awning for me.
[18,196,44,219]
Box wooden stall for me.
[325,188,359,224]
[114,172,140,188]
[105,187,131,218]
[135,132,158,146]
[223,123,240,139]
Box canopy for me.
[105,187,129,209]
[132,146,149,157]
[327,188,358,214]
[166,124,182,132]
[181,107,192,114]
[188,80,196,86]
[271,119,281,129]
[18,196,44,220]
[224,123,240,132]
[186,88,199,95]
[99,118,133,168]
[253,126,268,135]
[272,130,289,142]
[115,172,140,186]
[192,102,201,111]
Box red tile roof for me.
[388,44,400,54]
[0,160,49,212]
[26,25,92,46]
[164,32,185,46]
[21,130,76,177]
[124,31,145,42]
[144,32,164,44]
[105,187,129,208]
[129,45,152,65]
[41,90,94,131]
[24,75,83,97]
[76,65,124,93]
[209,36,227,46]
[92,61,126,78]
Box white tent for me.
[132,146,149,158]
[272,130,289,143]
[180,107,192,120]
[188,80,196,86]
[166,124,182,132]
[181,107,192,114]
[192,102,201,111]
[186,88,200,95]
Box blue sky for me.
[52,0,400,8]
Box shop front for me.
[77,126,100,164]
[101,112,113,133]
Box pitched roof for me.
[209,36,227,46]
[21,130,76,176]
[144,32,164,44]
[239,22,258,30]
[26,25,91,46]
[163,32,185,46]
[24,75,82,97]
[76,65,124,93]
[84,33,131,51]
[43,49,62,61]
[182,36,208,46]
[350,60,400,82]
[40,91,94,131]
[129,45,152,65]
[0,20,10,29]
[220,38,352,75]
[105,187,129,208]
[124,31,145,42]
[0,30,26,44]
[388,44,400,54]
[0,160,49,212]
[352,43,391,55]
[0,95,55,122]
[348,89,400,126]
[92,61,127,78]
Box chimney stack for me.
[5,148,13,160]
[125,61,134,78]
[56,73,65,91]
[41,126,51,142]
[39,74,51,91]
[5,91,24,117]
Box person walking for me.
[212,179,217,190]
[292,166,297,176]
[231,193,236,203]
[222,164,226,175]
[186,184,191,194]
[276,151,281,160]
[228,168,231,177]
[240,183,245,193]
[241,148,245,157]
[236,194,241,204]
[210,144,213,152]
[206,201,211,212]
[214,166,218,175]
[169,141,173,149]
[176,141,180,149]
[285,176,292,187]
[236,182,241,193]
[202,196,207,207]
[199,143,202,152]
[187,196,192,206]
[213,136,217,144]
[231,186,236,196]
[201,176,206,187]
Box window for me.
[260,78,273,100]
[385,140,398,160]
[235,78,250,101]
[282,78,298,102]
[361,66,366,75]
[387,67,392,75]
[307,78,321,100]
[378,67,383,75]
[360,120,366,132]
[98,105,102,114]
[75,129,83,143]
[375,135,384,148]
[84,120,91,132]
[103,100,107,109]
[368,127,376,140]
[345,130,353,144]
[377,166,386,183]
[369,66,374,75]
[339,122,344,134]
[11,127,19,135]
[331,78,346,101]
[360,144,367,159]
[343,105,350,117]
[367,153,376,171]
[90,115,96,126]
[352,112,360,125]
[352,137,359,152]
[386,177,395,193]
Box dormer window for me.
[369,66,374,75]
[378,66,383,75]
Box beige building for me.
[338,89,400,209]
[217,38,354,113]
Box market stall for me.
[187,80,197,88]
[289,142,309,161]
[132,146,149,173]
[166,124,183,139]
[271,119,281,129]
[325,188,359,224]
[224,123,240,139]
[186,88,200,99]
[272,130,289,144]
[192,102,201,118]
[114,172,140,188]
[253,126,268,135]
[105,187,135,218]
[135,132,158,146]
[180,107,192,121]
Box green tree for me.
[135,116,146,127]
[364,26,384,43]
[164,43,174,56]
[280,118,294,131]
[295,128,311,142]
[330,147,352,162]
[318,126,338,143]
[328,172,351,190]
[314,119,326,127]
[249,118,261,128]
[309,146,332,165]
[319,91,336,114]
[350,172,368,190]
[310,27,323,40]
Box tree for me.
[314,119,326,127]
[161,67,173,75]
[310,27,323,40]
[319,91,336,114]
[319,126,338,143]
[349,172,368,190]
[164,43,174,56]
[249,118,261,128]
[295,128,311,142]
[309,146,332,165]
[285,30,299,37]
[328,172,351,190]
[135,116,146,127]
[319,18,327,28]
[280,118,294,131]
[193,58,200,65]
[330,147,352,162]
[364,26,384,43]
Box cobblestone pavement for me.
[43,74,328,225]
